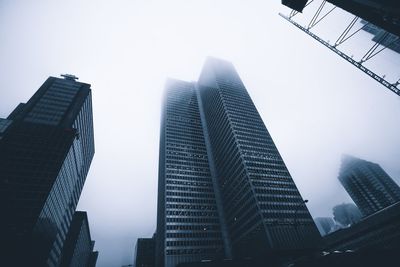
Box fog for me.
[1,0,399,266]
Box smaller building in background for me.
[324,202,400,251]
[134,234,156,267]
[338,155,400,216]
[314,217,336,236]
[332,203,362,228]
[60,211,98,267]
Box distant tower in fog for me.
[338,155,400,216]
[332,203,362,227]
[314,217,335,236]
[156,58,321,267]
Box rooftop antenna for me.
[61,74,79,81]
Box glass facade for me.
[0,76,95,266]
[157,58,321,266]
[0,118,12,138]
[339,155,400,216]
[59,211,96,267]
[197,58,320,255]
[24,79,82,126]
[1,123,77,265]
[157,79,224,267]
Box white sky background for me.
[1,0,399,266]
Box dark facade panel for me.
[0,122,77,265]
[60,211,97,267]
[282,0,308,12]
[135,237,156,267]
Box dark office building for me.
[60,211,98,267]
[0,75,95,266]
[135,235,156,267]
[338,155,400,217]
[156,58,321,267]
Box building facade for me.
[156,58,321,267]
[0,75,95,266]
[338,155,400,216]
[60,211,98,267]
[156,79,225,267]
[134,235,156,267]
[197,58,321,256]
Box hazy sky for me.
[1,1,399,266]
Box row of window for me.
[166,165,209,172]
[166,232,221,239]
[166,185,214,193]
[165,248,220,255]
[166,210,218,217]
[166,197,216,204]
[166,224,220,231]
[166,191,215,199]
[166,239,222,247]
[166,179,212,187]
[166,142,205,151]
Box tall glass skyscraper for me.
[0,75,95,266]
[338,155,400,216]
[156,58,321,267]
[156,79,225,267]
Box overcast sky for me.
[1,1,399,266]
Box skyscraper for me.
[0,75,95,266]
[156,79,225,267]
[338,155,400,216]
[197,58,320,255]
[156,58,321,267]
